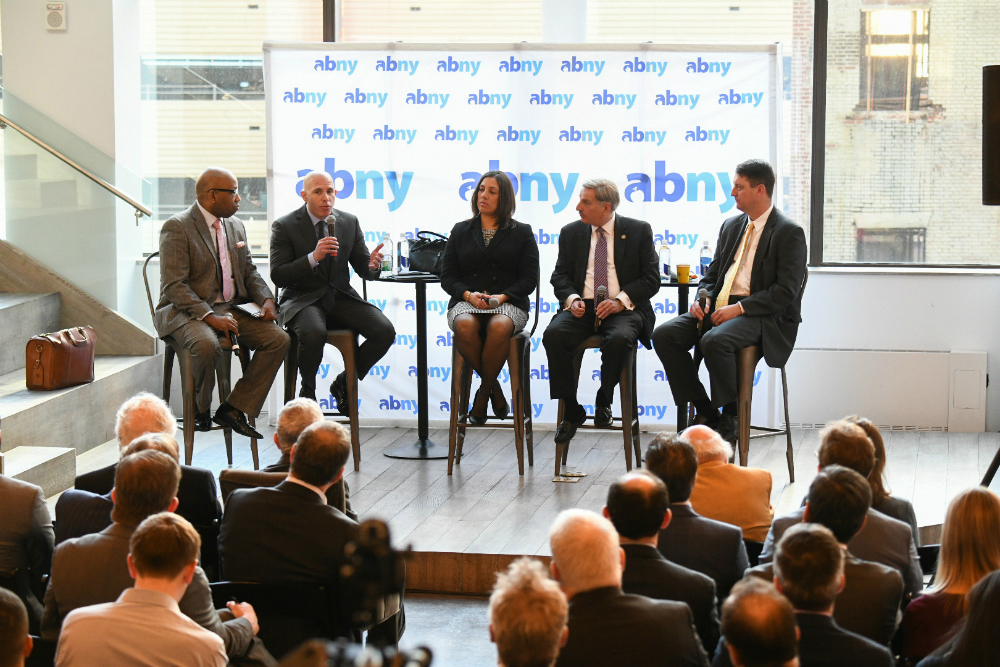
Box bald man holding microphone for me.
[269,172,395,410]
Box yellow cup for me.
[677,264,690,283]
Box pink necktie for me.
[213,220,236,302]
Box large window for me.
[859,9,930,115]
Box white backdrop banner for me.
[263,42,782,428]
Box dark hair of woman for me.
[922,569,1000,666]
[846,415,889,504]
[470,170,516,228]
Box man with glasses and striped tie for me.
[652,160,807,445]
[543,179,661,448]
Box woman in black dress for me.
[440,170,539,424]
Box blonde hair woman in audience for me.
[846,416,919,546]
[899,487,1000,663]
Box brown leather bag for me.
[25,326,96,390]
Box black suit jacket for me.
[622,543,720,657]
[269,204,380,327]
[712,612,893,667]
[54,490,112,545]
[440,218,539,312]
[555,586,709,667]
[219,480,359,583]
[699,208,806,368]
[549,215,660,347]
[658,504,749,602]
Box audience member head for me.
[548,509,623,598]
[115,392,177,454]
[489,557,569,667]
[681,424,733,465]
[804,465,872,544]
[603,470,671,542]
[275,398,324,454]
[817,420,875,477]
[289,421,351,489]
[0,589,31,667]
[926,569,1000,666]
[127,513,201,599]
[123,432,181,462]
[645,433,698,503]
[721,579,799,667]
[111,450,181,527]
[929,487,1000,596]
[844,416,891,505]
[772,524,844,613]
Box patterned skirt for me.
[447,301,529,333]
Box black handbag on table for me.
[407,231,448,275]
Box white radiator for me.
[783,349,986,432]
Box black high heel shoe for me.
[490,381,510,419]
[467,388,488,425]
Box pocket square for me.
[236,241,246,248]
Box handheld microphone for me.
[487,296,500,308]
[228,332,240,354]
[594,286,607,331]
[697,288,711,334]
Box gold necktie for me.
[716,221,755,309]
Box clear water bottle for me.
[398,232,410,273]
[381,232,394,275]
[699,240,712,278]
[658,244,671,280]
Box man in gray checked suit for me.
[154,167,290,439]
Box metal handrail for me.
[0,111,151,223]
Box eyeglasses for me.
[210,188,238,195]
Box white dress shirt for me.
[565,213,635,311]
[287,475,328,504]
[730,204,772,298]
[306,209,337,269]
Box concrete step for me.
[0,292,61,375]
[0,446,75,499]
[0,354,163,458]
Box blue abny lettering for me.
[283,89,326,107]
[654,90,700,109]
[499,56,542,76]
[623,57,669,76]
[653,230,700,250]
[311,125,354,142]
[373,126,416,144]
[591,90,636,109]
[559,126,603,146]
[405,89,449,108]
[685,126,730,145]
[437,56,481,76]
[376,56,419,75]
[314,56,358,74]
[685,57,732,77]
[468,90,511,108]
[344,89,388,107]
[529,89,573,109]
[296,159,413,212]
[497,127,541,145]
[459,160,579,214]
[718,89,765,107]
[621,127,667,146]
[624,165,737,213]
[435,126,478,145]
[560,56,605,76]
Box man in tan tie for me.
[651,160,806,444]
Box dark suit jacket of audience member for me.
[621,543,720,657]
[760,507,922,600]
[658,504,750,602]
[746,552,903,646]
[259,453,357,521]
[711,612,893,667]
[0,475,54,631]
[40,523,255,659]
[219,480,359,583]
[439,218,540,312]
[555,586,709,667]
[54,490,113,544]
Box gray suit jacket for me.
[760,507,922,600]
[0,475,54,623]
[40,524,254,659]
[155,203,273,338]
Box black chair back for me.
[25,637,56,667]
[743,539,765,569]
[918,544,941,577]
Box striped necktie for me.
[716,221,755,309]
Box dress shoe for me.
[329,374,349,417]
[213,403,263,439]
[716,413,738,446]
[593,406,613,428]
[194,411,213,432]
[467,388,488,425]
[490,381,510,419]
[554,404,588,444]
[298,388,317,401]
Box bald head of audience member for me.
[548,509,625,599]
[644,433,699,504]
[721,579,799,667]
[115,392,177,455]
[817,420,875,477]
[803,465,872,545]
[289,421,351,490]
[603,470,671,546]
[0,589,31,667]
[274,398,325,455]
[489,557,569,667]
[773,524,845,614]
[127,513,202,602]
[111,449,181,527]
[681,424,734,465]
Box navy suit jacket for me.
[658,504,749,602]
[54,490,113,545]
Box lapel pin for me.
[621,235,626,239]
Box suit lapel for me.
[190,204,224,289]
[722,214,750,272]
[469,217,488,255]
[485,223,512,255]
[576,223,591,290]
[222,217,245,298]
[749,209,778,291]
[613,216,626,271]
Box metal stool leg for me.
[523,341,534,467]
[176,350,197,467]
[237,347,259,471]
[555,399,566,476]
[619,354,634,472]
[782,367,795,482]
[509,340,525,476]
[455,363,473,463]
[162,346,175,403]
[447,347,463,475]
[283,330,298,404]
[217,352,235,466]
[631,354,641,466]
[342,340,361,472]
[736,348,757,466]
